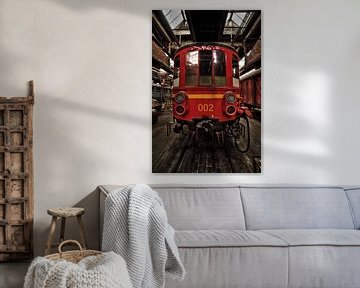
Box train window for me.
[232,55,240,87]
[174,55,180,87]
[214,50,226,86]
[185,51,199,86]
[199,50,212,86]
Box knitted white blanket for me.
[102,184,185,288]
[24,251,133,288]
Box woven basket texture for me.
[45,240,102,263]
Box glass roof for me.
[162,10,255,41]
[224,11,248,36]
[162,10,185,30]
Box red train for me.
[239,68,261,114]
[171,42,251,151]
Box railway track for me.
[152,114,261,173]
[174,134,234,173]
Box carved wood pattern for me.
[0,81,34,261]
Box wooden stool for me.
[45,207,87,255]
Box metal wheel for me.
[233,116,250,153]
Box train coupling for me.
[173,122,183,134]
[196,120,215,134]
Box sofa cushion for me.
[241,187,355,230]
[345,188,360,229]
[100,185,246,230]
[261,229,360,246]
[288,246,360,288]
[165,246,288,288]
[260,229,360,288]
[153,186,246,230]
[175,230,288,248]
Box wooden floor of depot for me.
[152,112,261,173]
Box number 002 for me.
[197,104,214,112]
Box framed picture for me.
[152,10,261,173]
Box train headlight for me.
[175,105,186,115]
[226,105,236,115]
[174,92,186,104]
[225,93,236,103]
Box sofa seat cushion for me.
[167,230,289,288]
[175,230,288,248]
[261,229,360,246]
[261,230,360,288]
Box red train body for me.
[240,68,261,111]
[172,43,246,133]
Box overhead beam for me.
[185,10,196,42]
[217,10,228,41]
[152,10,178,43]
[235,10,261,42]
[244,14,261,42]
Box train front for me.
[172,43,241,134]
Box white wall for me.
[0,0,359,255]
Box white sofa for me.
[99,185,360,288]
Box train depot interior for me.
[152,10,261,173]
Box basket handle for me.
[58,240,83,255]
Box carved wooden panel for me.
[0,82,34,261]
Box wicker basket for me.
[45,240,102,263]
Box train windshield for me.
[185,50,226,87]
[199,51,212,86]
[213,50,226,86]
[185,51,199,86]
